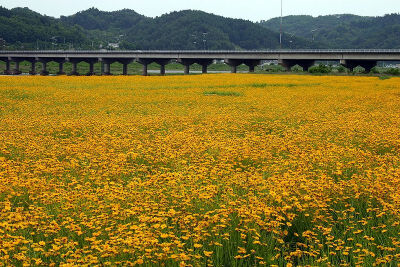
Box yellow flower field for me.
[0,74,400,266]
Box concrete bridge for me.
[1,50,400,76]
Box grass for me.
[203,91,243,96]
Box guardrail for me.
[1,49,400,54]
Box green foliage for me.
[120,10,316,50]
[308,64,332,74]
[0,6,86,49]
[203,91,242,97]
[2,6,400,51]
[337,65,347,73]
[260,13,400,49]
[60,8,145,31]
[384,68,400,75]
[291,65,303,72]
[0,6,316,50]
[263,64,286,73]
[370,66,380,74]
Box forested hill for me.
[260,14,400,49]
[60,8,147,31]
[0,7,86,49]
[120,10,315,50]
[0,7,316,50]
[60,8,315,50]
[1,6,399,50]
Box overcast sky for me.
[1,0,399,21]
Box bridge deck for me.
[1,50,399,75]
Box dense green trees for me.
[122,10,315,50]
[1,6,399,50]
[62,9,317,50]
[0,7,315,50]
[0,7,86,49]
[60,8,146,31]
[260,13,400,49]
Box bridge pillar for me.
[244,60,261,73]
[117,59,133,76]
[57,62,65,75]
[4,59,11,75]
[113,59,131,75]
[29,61,36,75]
[138,59,153,76]
[177,59,195,75]
[154,59,170,76]
[340,59,377,73]
[198,59,213,74]
[177,59,196,75]
[69,61,80,76]
[142,62,148,76]
[13,60,22,75]
[184,64,190,75]
[88,62,95,75]
[202,64,207,74]
[231,65,237,73]
[40,61,49,76]
[160,64,166,76]
[122,63,128,75]
[98,58,114,75]
[101,61,112,75]
[104,62,111,75]
[100,61,104,75]
[279,59,315,72]
[249,65,255,72]
[84,59,98,76]
[225,59,242,73]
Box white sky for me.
[1,0,399,21]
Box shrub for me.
[308,64,332,74]
[352,66,365,73]
[264,64,286,72]
[384,68,400,75]
[370,67,380,74]
[337,65,347,73]
[291,65,303,72]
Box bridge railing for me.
[1,49,400,54]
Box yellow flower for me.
[204,251,213,257]
[134,259,144,265]
[238,247,246,254]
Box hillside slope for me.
[0,7,317,50]
[0,7,86,49]
[260,14,400,48]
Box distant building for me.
[107,43,120,49]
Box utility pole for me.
[311,29,317,42]
[0,38,5,50]
[202,32,208,50]
[280,0,283,49]
[191,34,197,49]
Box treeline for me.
[0,7,315,50]
[260,14,400,49]
[0,7,85,50]
[61,8,316,50]
[1,6,399,50]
